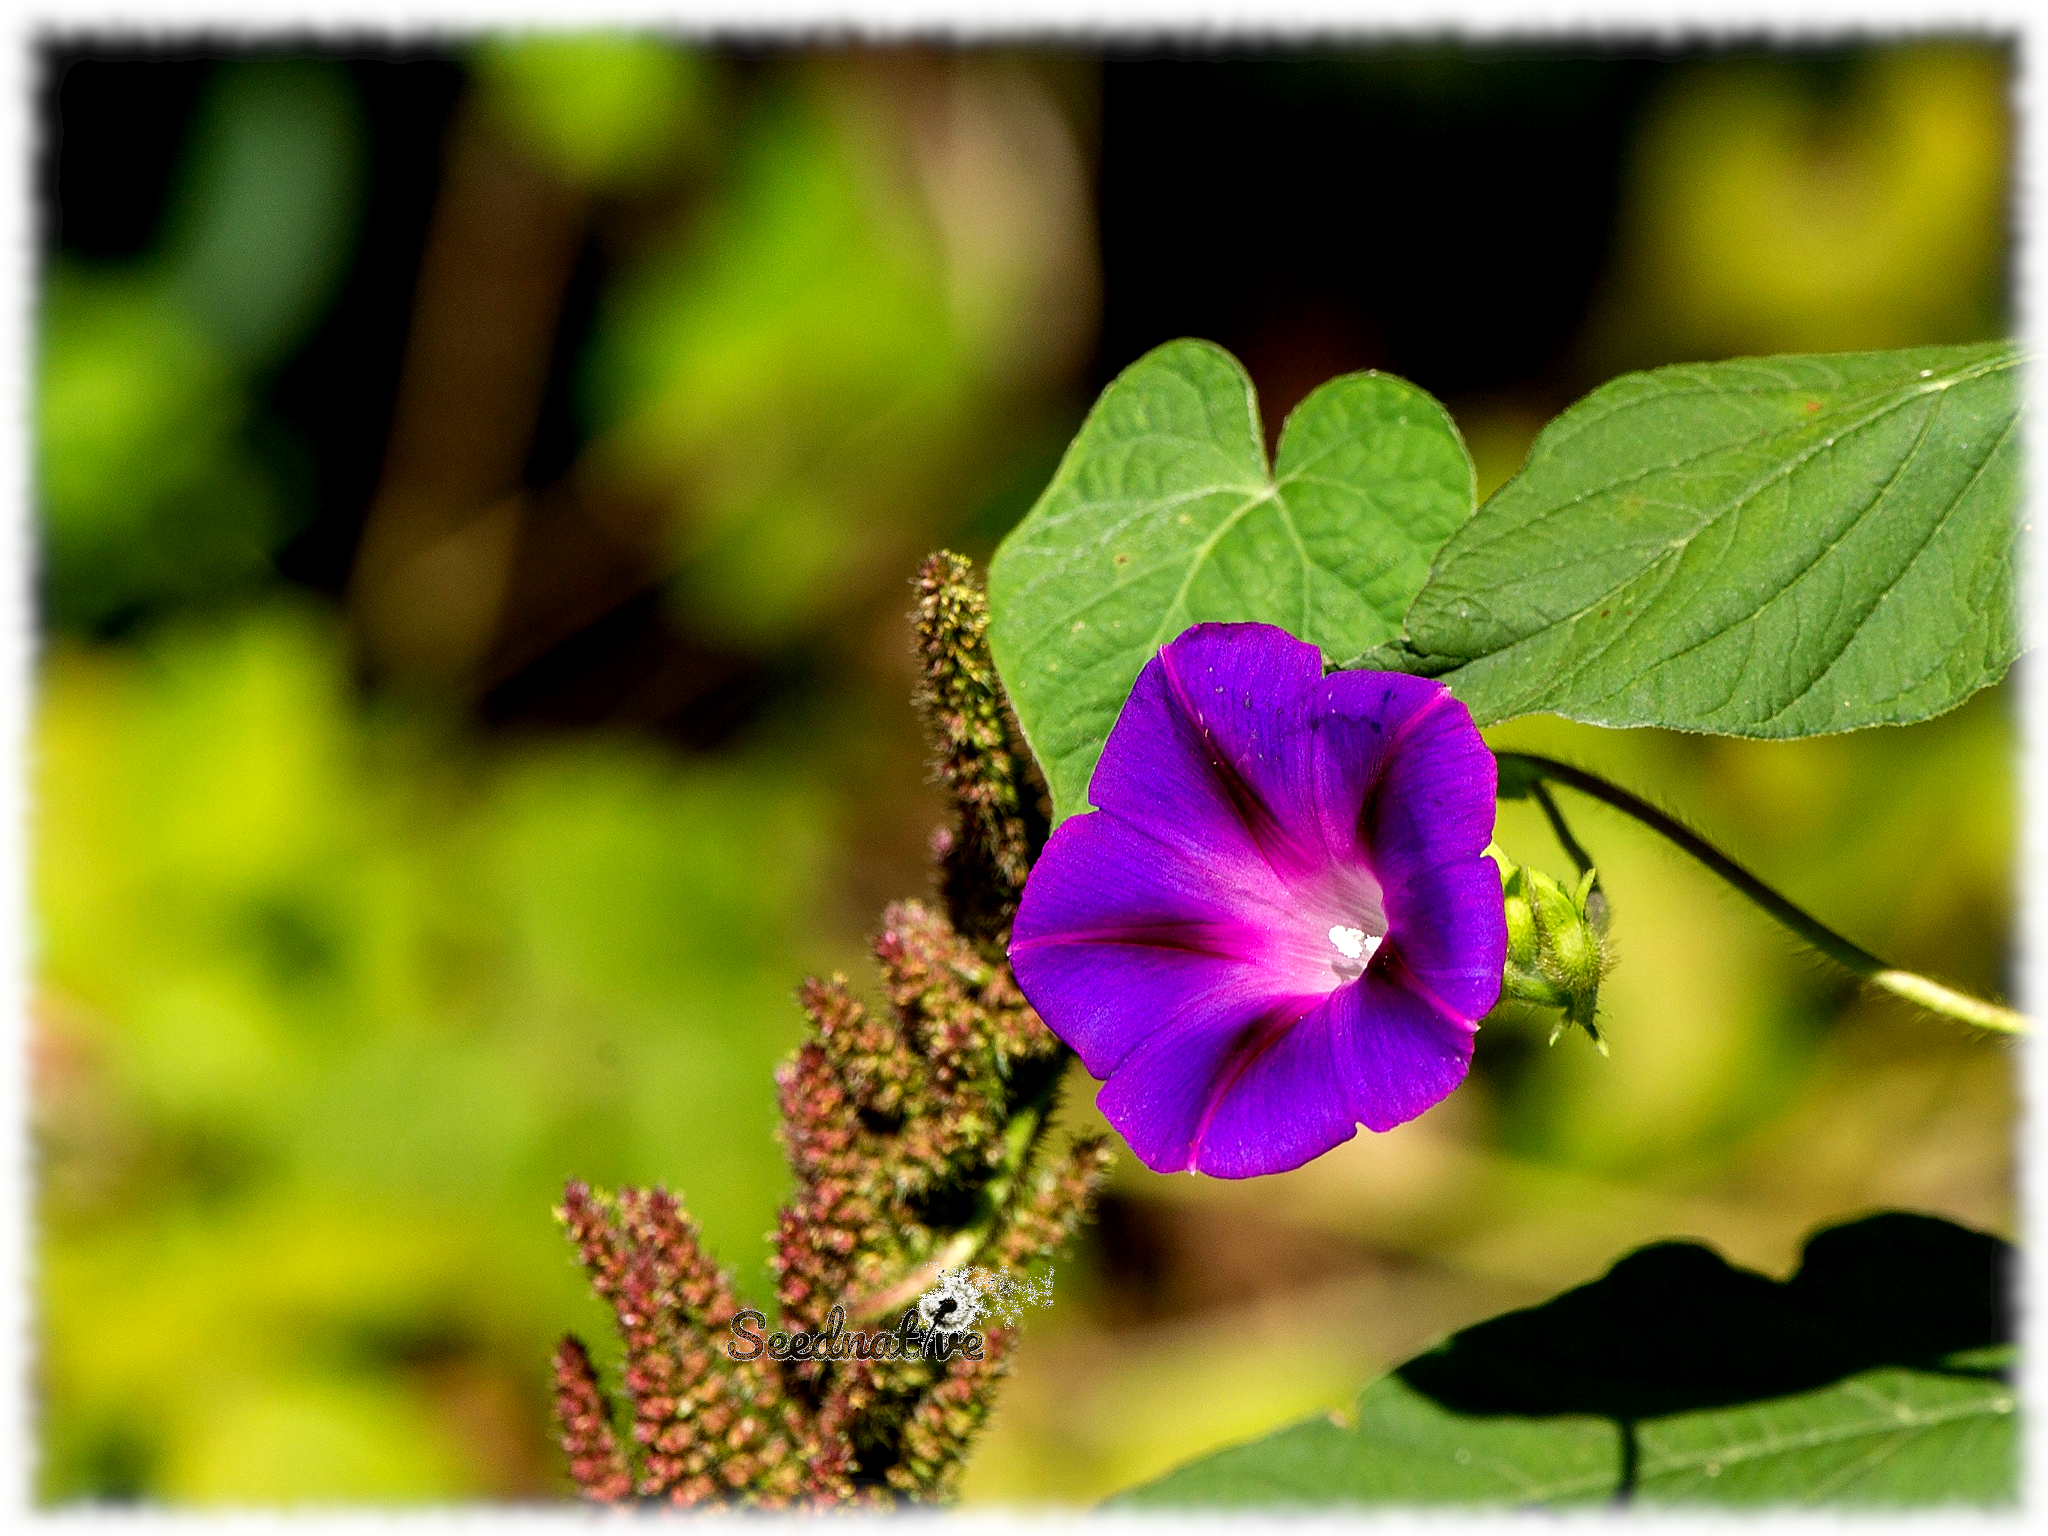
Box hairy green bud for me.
[1491,848,1611,1053]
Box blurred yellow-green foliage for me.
[39,605,844,1496]
[1588,45,2009,368]
[35,38,2015,1506]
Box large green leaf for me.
[988,339,1474,822]
[1357,343,2023,735]
[1110,1213,2016,1509]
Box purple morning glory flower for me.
[1008,622,1506,1178]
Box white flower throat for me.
[1328,924,1380,982]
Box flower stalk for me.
[1495,750,2028,1037]
[549,553,1110,1506]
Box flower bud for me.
[1492,849,1610,1053]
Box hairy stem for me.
[1495,751,2028,1036]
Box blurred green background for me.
[34,38,2015,1505]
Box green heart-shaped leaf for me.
[988,338,1475,823]
[1359,342,2024,735]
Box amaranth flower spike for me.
[1009,623,1506,1178]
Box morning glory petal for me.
[1084,622,1324,879]
[1178,989,1362,1178]
[1095,992,1324,1175]
[1011,621,1505,1179]
[1306,669,1456,870]
[1334,969,1479,1134]
[1011,806,1310,1078]
[1363,678,1501,881]
[1384,853,1511,1023]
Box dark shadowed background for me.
[35,37,2014,1503]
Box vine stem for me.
[1529,780,1596,880]
[1495,751,2028,1037]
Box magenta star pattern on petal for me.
[1009,622,1506,1178]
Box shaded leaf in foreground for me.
[1111,1212,2015,1509]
